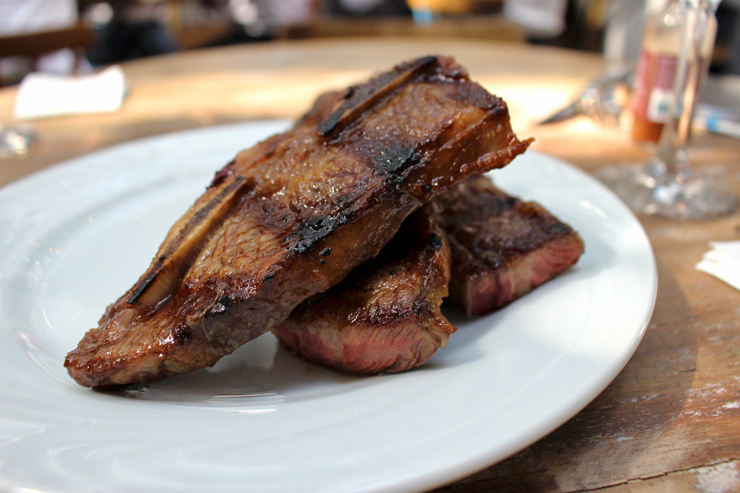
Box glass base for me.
[0,126,35,159]
[598,164,739,220]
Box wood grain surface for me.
[1,38,738,492]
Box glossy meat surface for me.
[65,56,532,387]
[273,178,584,375]
[273,207,455,375]
[436,175,584,316]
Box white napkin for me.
[696,241,740,291]
[14,65,126,120]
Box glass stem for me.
[652,0,717,178]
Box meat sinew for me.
[273,206,455,375]
[65,56,533,388]
[436,175,584,317]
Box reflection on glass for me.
[0,124,36,159]
[598,0,738,220]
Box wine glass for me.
[598,0,738,220]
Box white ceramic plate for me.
[0,121,656,493]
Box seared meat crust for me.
[273,178,583,376]
[436,175,585,317]
[273,207,455,375]
[65,56,532,388]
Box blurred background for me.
[1,0,738,86]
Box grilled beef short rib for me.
[65,56,532,388]
[273,176,584,376]
[437,175,585,317]
[273,206,455,375]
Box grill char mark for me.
[318,55,438,137]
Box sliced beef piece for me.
[273,177,584,376]
[273,206,454,376]
[436,175,585,317]
[65,56,533,388]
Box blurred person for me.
[195,0,318,45]
[323,0,411,16]
[87,0,179,65]
[503,0,569,41]
[251,0,318,26]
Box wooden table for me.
[2,38,738,492]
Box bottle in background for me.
[630,0,717,144]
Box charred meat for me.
[65,56,533,388]
[436,175,584,317]
[273,207,454,375]
[273,177,584,376]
